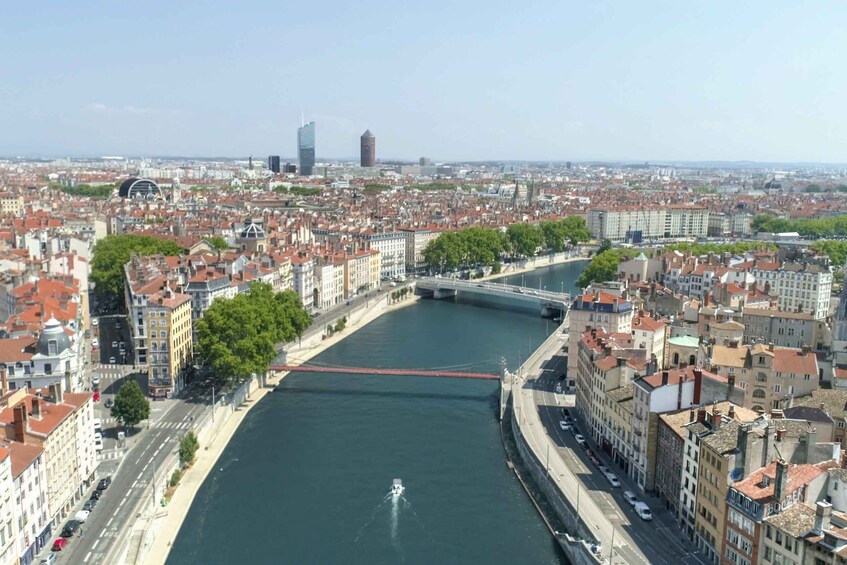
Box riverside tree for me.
[195,282,311,383]
[111,380,151,429]
[179,431,200,465]
[540,217,591,252]
[91,234,185,306]
[423,227,505,272]
[506,223,543,257]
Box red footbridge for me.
[269,364,499,380]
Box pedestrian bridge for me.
[415,278,570,318]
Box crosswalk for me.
[97,449,126,461]
[153,421,193,431]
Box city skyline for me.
[2,2,847,162]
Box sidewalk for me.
[142,293,420,564]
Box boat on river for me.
[391,479,404,497]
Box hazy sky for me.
[2,1,845,162]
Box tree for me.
[179,431,200,465]
[577,249,624,289]
[206,236,229,250]
[111,380,151,429]
[507,223,543,257]
[598,239,613,254]
[91,235,185,307]
[196,282,312,383]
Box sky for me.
[1,1,846,163]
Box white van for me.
[93,418,102,433]
[634,501,653,521]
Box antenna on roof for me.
[301,110,305,127]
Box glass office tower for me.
[297,121,316,176]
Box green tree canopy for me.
[577,249,624,288]
[195,282,312,383]
[423,227,505,272]
[179,431,200,465]
[540,217,591,252]
[507,223,544,257]
[55,183,116,199]
[811,240,847,267]
[752,214,847,239]
[91,235,185,306]
[111,380,151,428]
[206,236,229,250]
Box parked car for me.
[574,434,586,446]
[94,437,103,451]
[634,501,653,521]
[97,476,112,490]
[90,489,102,500]
[93,390,100,402]
[605,473,621,488]
[61,520,82,537]
[93,418,102,433]
[92,318,99,327]
[623,490,637,506]
[51,538,67,552]
[559,420,569,430]
[74,510,90,523]
[40,552,58,564]
[92,338,99,348]
[83,498,98,511]
[598,465,608,475]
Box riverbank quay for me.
[507,322,648,565]
[485,249,588,282]
[139,289,419,565]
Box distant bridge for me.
[414,278,571,317]
[269,364,500,380]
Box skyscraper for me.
[268,155,280,173]
[298,121,316,176]
[360,130,375,167]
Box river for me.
[167,259,588,565]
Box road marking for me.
[84,551,92,562]
[118,499,126,508]
[93,539,101,550]
[106,517,114,526]
[131,480,138,488]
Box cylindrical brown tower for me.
[360,130,375,167]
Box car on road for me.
[559,420,570,430]
[97,476,112,490]
[51,538,67,552]
[92,338,99,348]
[598,464,608,475]
[634,501,653,521]
[83,498,98,511]
[109,356,116,364]
[605,473,621,488]
[61,520,82,537]
[105,398,114,409]
[92,318,99,327]
[92,376,100,388]
[40,552,58,564]
[574,434,586,446]
[93,390,100,402]
[623,490,637,506]
[111,341,118,348]
[74,509,90,522]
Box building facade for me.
[360,130,375,167]
[298,121,316,176]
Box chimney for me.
[711,408,723,430]
[770,409,784,419]
[689,409,696,423]
[0,366,7,395]
[806,427,818,463]
[12,403,28,441]
[774,459,789,502]
[697,407,707,423]
[661,370,669,386]
[693,368,703,405]
[50,381,63,404]
[776,428,786,442]
[801,345,811,356]
[613,297,619,310]
[813,501,833,535]
[31,397,42,419]
[768,342,774,352]
[728,404,735,419]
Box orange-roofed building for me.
[146,288,193,399]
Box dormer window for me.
[48,340,57,356]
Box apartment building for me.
[10,442,48,564]
[0,193,24,216]
[333,249,380,299]
[751,261,832,320]
[586,206,708,243]
[146,288,193,399]
[665,206,709,239]
[568,291,634,380]
[0,447,15,565]
[742,307,825,350]
[358,231,406,281]
[290,253,315,311]
[707,342,818,413]
[185,267,237,338]
[400,227,440,273]
[631,311,667,368]
[313,259,344,310]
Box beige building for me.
[602,384,634,471]
[146,288,193,399]
[568,291,635,380]
[707,342,819,413]
[0,193,24,216]
[0,447,15,565]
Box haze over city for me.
[2,1,846,162]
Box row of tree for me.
[91,234,185,306]
[55,183,117,199]
[422,217,590,272]
[195,282,311,383]
[811,240,847,267]
[752,214,847,239]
